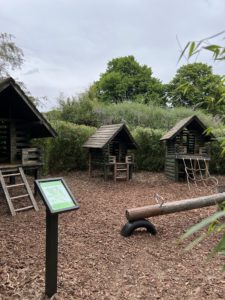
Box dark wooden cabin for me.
[83,123,137,181]
[0,77,56,215]
[0,77,56,171]
[160,115,215,181]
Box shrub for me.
[35,121,96,173]
[210,139,225,174]
[91,102,219,130]
[132,127,165,171]
[55,98,220,130]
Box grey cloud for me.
[23,68,39,75]
[0,0,224,110]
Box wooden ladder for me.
[114,163,129,182]
[0,167,39,216]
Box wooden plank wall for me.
[0,120,10,163]
[15,121,30,162]
[164,156,176,181]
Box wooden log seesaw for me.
[121,192,225,237]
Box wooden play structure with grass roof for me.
[83,123,137,181]
[0,77,56,215]
[160,115,216,186]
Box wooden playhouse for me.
[0,77,56,215]
[160,115,215,182]
[83,123,137,181]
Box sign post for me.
[35,178,79,298]
[45,211,58,297]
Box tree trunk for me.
[126,193,225,221]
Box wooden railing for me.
[22,148,42,165]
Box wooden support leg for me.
[88,153,92,178]
[114,164,117,182]
[129,164,133,180]
[103,165,107,181]
[34,168,40,196]
[205,161,209,177]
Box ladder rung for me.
[3,173,21,177]
[116,169,127,171]
[11,194,29,200]
[6,183,25,188]
[15,205,34,212]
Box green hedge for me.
[35,121,96,173]
[132,127,165,171]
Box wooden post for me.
[114,163,117,182]
[88,152,92,177]
[45,210,58,298]
[126,193,225,221]
[205,160,209,177]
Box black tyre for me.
[121,219,157,237]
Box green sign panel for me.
[35,178,79,214]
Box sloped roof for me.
[160,115,215,141]
[83,123,137,149]
[0,77,56,138]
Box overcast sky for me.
[0,0,224,110]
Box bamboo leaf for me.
[180,211,225,241]
[185,233,209,250]
[204,45,221,52]
[211,233,225,255]
[203,127,213,135]
[178,42,190,63]
[188,41,196,58]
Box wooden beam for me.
[126,193,225,221]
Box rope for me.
[183,158,218,191]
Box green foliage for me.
[167,63,225,115]
[35,121,96,173]
[210,140,225,174]
[179,31,225,62]
[180,208,225,268]
[57,98,215,130]
[94,55,165,105]
[0,33,24,76]
[178,31,225,266]
[59,91,99,127]
[210,125,225,174]
[92,102,216,129]
[132,127,165,171]
[44,109,62,122]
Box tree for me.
[94,55,165,105]
[58,90,98,127]
[167,62,225,115]
[0,32,43,106]
[0,33,24,77]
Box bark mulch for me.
[1,171,225,300]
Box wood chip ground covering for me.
[1,171,225,300]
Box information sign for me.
[35,177,80,297]
[35,178,79,214]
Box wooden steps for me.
[0,167,38,216]
[114,163,129,182]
